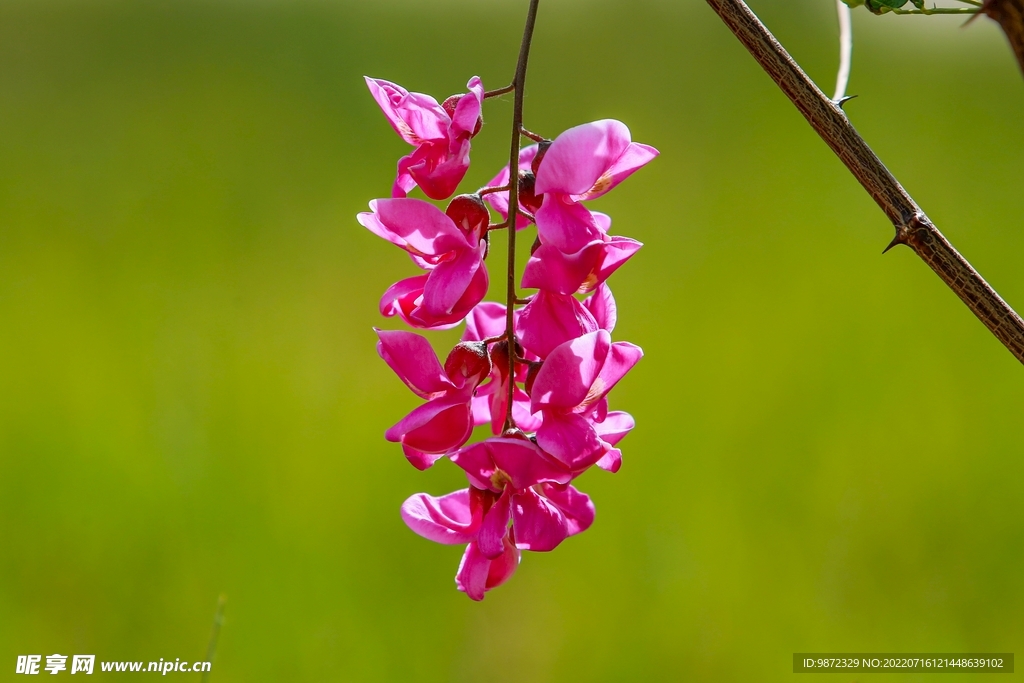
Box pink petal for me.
[374,328,451,398]
[478,487,512,559]
[535,411,607,469]
[456,537,519,601]
[401,489,481,544]
[462,302,509,342]
[511,488,569,552]
[451,438,571,492]
[593,410,635,447]
[517,292,599,360]
[573,142,659,201]
[365,77,448,145]
[408,138,472,201]
[538,483,596,535]
[410,253,488,328]
[595,447,622,473]
[401,443,445,471]
[591,341,643,402]
[361,198,468,257]
[385,396,473,455]
[449,76,484,139]
[422,244,484,317]
[521,242,598,296]
[379,274,427,321]
[530,330,612,411]
[534,120,633,195]
[583,282,617,332]
[534,196,603,254]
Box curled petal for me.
[594,410,635,447]
[411,253,488,328]
[531,330,612,411]
[535,410,607,470]
[517,292,599,360]
[463,302,510,342]
[478,488,512,559]
[402,443,445,471]
[583,282,617,332]
[401,489,481,544]
[379,274,429,323]
[534,120,633,196]
[449,76,484,141]
[592,341,644,403]
[595,447,622,473]
[374,328,450,398]
[538,483,596,535]
[407,139,472,201]
[385,395,473,457]
[358,198,469,258]
[456,537,519,601]
[512,489,570,552]
[422,244,485,317]
[365,77,448,145]
[534,196,603,254]
[574,142,659,201]
[522,237,641,296]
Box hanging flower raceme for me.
[366,76,485,200]
[360,50,658,600]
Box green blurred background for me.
[1,0,1022,680]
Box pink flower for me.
[400,488,520,601]
[583,282,617,332]
[529,330,642,470]
[358,196,489,329]
[461,302,540,433]
[366,76,485,200]
[450,438,595,555]
[376,329,490,470]
[533,120,658,253]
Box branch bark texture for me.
[985,0,1024,76]
[706,0,1024,365]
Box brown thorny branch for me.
[707,0,1024,365]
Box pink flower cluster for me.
[359,76,657,600]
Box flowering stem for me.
[503,0,541,432]
[484,84,516,98]
[706,0,1024,364]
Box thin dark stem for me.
[520,126,546,142]
[503,0,541,432]
[706,0,1024,365]
[484,84,516,98]
[479,184,511,196]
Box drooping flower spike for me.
[362,49,656,600]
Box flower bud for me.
[523,360,543,397]
[445,341,491,389]
[445,194,490,244]
[442,94,483,136]
[517,170,543,215]
[530,139,552,175]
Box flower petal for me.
[517,292,599,360]
[574,142,659,201]
[455,537,519,601]
[385,395,473,455]
[535,410,607,470]
[422,244,484,317]
[538,483,596,536]
[449,76,484,139]
[593,410,635,447]
[530,330,611,411]
[583,282,617,332]
[534,196,602,254]
[511,488,569,552]
[478,487,512,559]
[361,198,468,257]
[463,302,509,342]
[591,341,643,402]
[534,120,633,195]
[365,77,448,145]
[374,328,451,398]
[482,145,538,227]
[401,489,481,544]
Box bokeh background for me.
[1,0,1022,680]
